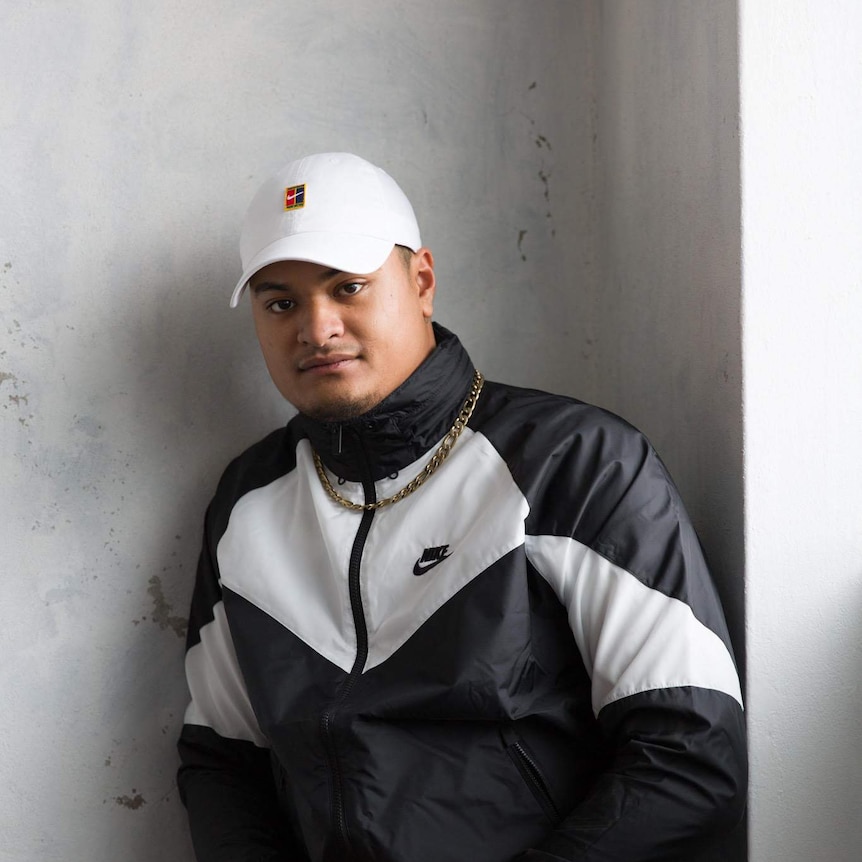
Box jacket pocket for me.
[501,726,561,824]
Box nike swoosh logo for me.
[412,554,451,576]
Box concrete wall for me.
[0,2,594,860]
[740,2,862,860]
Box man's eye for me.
[339,282,364,296]
[267,299,295,313]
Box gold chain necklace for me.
[312,370,484,512]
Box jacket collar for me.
[296,325,475,483]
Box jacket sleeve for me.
[521,436,747,861]
[177,506,302,862]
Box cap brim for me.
[229,233,396,308]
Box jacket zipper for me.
[319,447,376,858]
[511,741,560,823]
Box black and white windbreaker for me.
[177,325,746,862]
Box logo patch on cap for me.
[284,184,306,211]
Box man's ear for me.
[413,247,436,319]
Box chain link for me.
[312,370,485,512]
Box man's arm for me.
[521,435,747,861]
[177,508,300,862]
[519,689,745,861]
[178,725,292,861]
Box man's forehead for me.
[250,259,346,291]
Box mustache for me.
[297,348,360,370]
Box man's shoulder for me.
[210,418,306,510]
[476,380,689,557]
[477,378,648,454]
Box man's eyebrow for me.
[251,281,290,296]
[250,268,344,295]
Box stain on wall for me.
[520,81,558,258]
[115,792,146,811]
[147,576,188,640]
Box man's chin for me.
[299,394,381,424]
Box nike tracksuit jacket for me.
[177,325,747,862]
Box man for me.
[177,152,746,862]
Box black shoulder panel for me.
[471,381,734,651]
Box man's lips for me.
[297,353,358,372]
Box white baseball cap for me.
[229,152,422,307]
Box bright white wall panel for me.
[741,3,862,860]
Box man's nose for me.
[297,299,345,346]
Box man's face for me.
[248,247,437,421]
